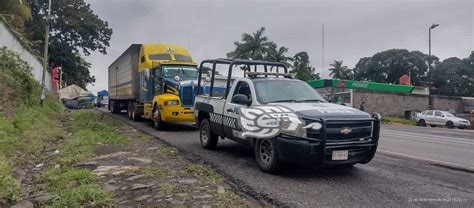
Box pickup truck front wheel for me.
[200,119,218,149]
[255,138,280,174]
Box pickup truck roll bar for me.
[197,58,288,98]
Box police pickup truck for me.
[194,59,380,173]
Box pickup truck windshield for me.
[161,66,198,80]
[254,80,326,104]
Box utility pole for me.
[322,23,325,78]
[40,0,52,106]
[428,23,439,109]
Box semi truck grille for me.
[180,86,194,106]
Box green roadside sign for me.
[307,79,415,93]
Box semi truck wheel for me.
[110,100,119,114]
[255,138,280,174]
[199,119,218,149]
[127,102,133,120]
[152,105,166,130]
[131,104,140,121]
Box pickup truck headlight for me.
[372,113,382,120]
[281,119,323,139]
[164,100,180,106]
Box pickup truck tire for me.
[199,119,218,149]
[255,138,280,174]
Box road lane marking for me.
[381,132,474,146]
[381,132,474,145]
[382,129,474,143]
[381,131,474,146]
[378,149,474,173]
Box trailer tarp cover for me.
[58,85,90,100]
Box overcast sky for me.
[84,0,473,93]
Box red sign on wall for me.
[399,74,410,85]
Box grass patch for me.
[381,116,416,126]
[143,166,169,178]
[160,183,179,194]
[186,164,222,184]
[39,110,130,206]
[0,98,63,203]
[58,110,129,165]
[160,147,178,156]
[138,133,154,141]
[0,155,20,203]
[216,191,249,207]
[41,168,112,207]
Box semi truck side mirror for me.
[144,69,151,81]
[232,94,252,106]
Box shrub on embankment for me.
[0,47,63,204]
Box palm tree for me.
[227,27,274,60]
[329,60,351,79]
[265,43,293,71]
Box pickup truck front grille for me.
[326,121,372,140]
[307,120,373,143]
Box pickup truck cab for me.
[194,59,380,173]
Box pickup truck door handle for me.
[226,108,235,113]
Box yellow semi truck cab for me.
[108,43,198,129]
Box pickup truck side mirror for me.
[232,94,252,106]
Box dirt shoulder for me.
[10,109,256,207]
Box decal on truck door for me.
[235,105,308,139]
[210,113,237,128]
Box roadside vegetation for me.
[0,47,63,204]
[381,116,417,126]
[0,48,252,206]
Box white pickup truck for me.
[194,59,381,173]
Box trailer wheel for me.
[127,102,133,120]
[110,100,119,114]
[152,105,166,130]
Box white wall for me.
[0,21,51,91]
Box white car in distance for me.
[415,110,471,129]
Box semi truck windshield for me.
[161,66,198,80]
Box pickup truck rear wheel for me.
[199,119,218,149]
[255,138,280,174]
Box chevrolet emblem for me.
[341,127,352,135]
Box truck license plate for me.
[332,150,348,160]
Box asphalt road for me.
[100,109,473,207]
[379,125,474,169]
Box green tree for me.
[25,0,112,88]
[328,60,352,79]
[0,0,32,28]
[227,27,274,60]
[291,51,320,81]
[265,43,293,70]
[431,52,474,97]
[353,49,437,85]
